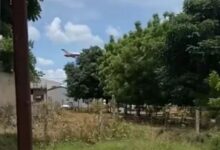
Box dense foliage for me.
[0,0,43,81]
[208,71,220,108]
[64,46,104,100]
[99,0,220,107]
[1,0,43,36]
[0,38,43,81]
[65,0,220,108]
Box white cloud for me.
[46,17,104,47]
[37,68,67,83]
[106,26,121,38]
[37,57,54,66]
[28,24,40,41]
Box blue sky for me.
[28,0,184,83]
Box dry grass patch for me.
[33,103,131,144]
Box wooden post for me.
[78,99,80,111]
[112,95,116,118]
[136,105,141,117]
[195,108,200,134]
[124,104,128,115]
[12,0,33,149]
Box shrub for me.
[0,105,16,133]
[90,99,106,113]
[209,135,220,150]
[32,101,131,144]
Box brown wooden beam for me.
[12,0,33,149]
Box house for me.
[31,78,71,105]
[0,65,89,108]
[0,73,70,106]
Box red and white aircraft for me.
[61,49,80,58]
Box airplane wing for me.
[61,49,70,54]
[61,49,80,58]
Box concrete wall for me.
[0,72,16,106]
[0,72,69,107]
[47,87,69,105]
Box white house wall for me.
[47,87,69,105]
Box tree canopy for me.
[99,0,220,107]
[0,0,43,81]
[65,0,220,108]
[1,0,43,36]
[64,46,104,100]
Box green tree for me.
[0,37,13,72]
[162,0,220,106]
[99,0,220,110]
[1,0,43,36]
[0,0,43,81]
[64,46,104,100]
[28,41,44,81]
[208,71,220,108]
[0,38,43,81]
[99,15,171,115]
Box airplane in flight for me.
[61,49,80,58]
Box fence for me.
[1,101,220,135]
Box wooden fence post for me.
[195,107,200,134]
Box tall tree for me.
[99,15,171,115]
[208,71,220,107]
[1,0,43,36]
[0,38,43,81]
[0,0,43,81]
[162,0,220,106]
[64,46,104,100]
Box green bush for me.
[0,37,13,73]
[209,135,220,150]
[0,50,13,73]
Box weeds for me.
[1,102,220,150]
[0,105,16,134]
[32,101,131,144]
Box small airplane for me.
[61,49,80,58]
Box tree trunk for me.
[117,103,120,114]
[124,104,128,115]
[145,105,148,117]
[129,104,132,115]
[78,99,80,111]
[87,101,90,112]
[136,105,141,117]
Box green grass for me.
[0,112,218,150]
[0,134,17,150]
[0,131,214,150]
[35,138,204,150]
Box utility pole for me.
[12,0,33,149]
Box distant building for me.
[47,86,70,105]
[31,78,71,105]
[0,73,71,106]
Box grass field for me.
[35,138,204,150]
[0,133,211,150]
[1,111,219,150]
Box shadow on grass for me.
[0,132,57,150]
[0,133,17,150]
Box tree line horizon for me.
[65,0,220,112]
